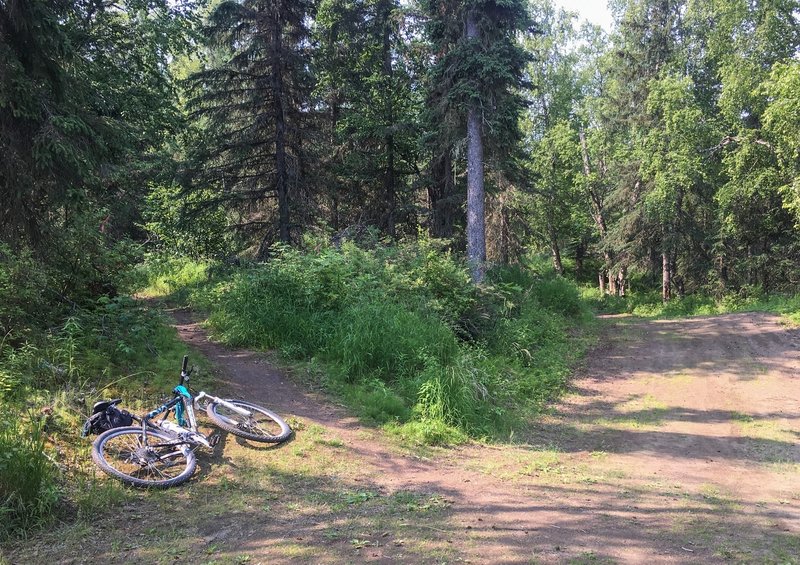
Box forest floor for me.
[4,309,800,564]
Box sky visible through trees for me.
[1,0,799,298]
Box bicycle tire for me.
[206,399,292,443]
[91,426,196,488]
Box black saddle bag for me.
[81,399,134,437]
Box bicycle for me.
[90,355,292,488]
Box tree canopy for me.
[1,0,799,299]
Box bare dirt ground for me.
[5,310,800,564]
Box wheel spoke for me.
[208,400,290,443]
[95,428,194,487]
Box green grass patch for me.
[0,290,214,540]
[0,416,59,539]
[582,285,800,323]
[139,239,595,444]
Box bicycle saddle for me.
[91,398,122,414]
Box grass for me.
[3,415,462,564]
[137,240,596,444]
[0,417,59,539]
[582,285,800,323]
[0,291,216,541]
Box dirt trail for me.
[168,308,800,564]
[7,310,800,564]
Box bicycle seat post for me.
[180,355,189,385]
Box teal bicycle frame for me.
[142,355,254,450]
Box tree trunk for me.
[580,130,608,238]
[662,252,671,302]
[580,129,613,294]
[428,151,457,238]
[547,221,564,276]
[551,242,564,276]
[617,265,627,297]
[273,15,290,243]
[465,11,485,283]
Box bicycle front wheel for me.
[206,399,292,443]
[91,426,196,488]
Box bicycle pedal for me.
[209,434,221,448]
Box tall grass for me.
[141,239,594,443]
[0,288,209,539]
[0,417,59,539]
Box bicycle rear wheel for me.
[206,399,292,443]
[91,426,196,488]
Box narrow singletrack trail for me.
[168,308,800,564]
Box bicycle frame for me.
[140,355,255,451]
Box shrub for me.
[530,277,586,318]
[142,239,593,443]
[0,245,51,336]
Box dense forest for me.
[3,0,799,298]
[1,0,799,540]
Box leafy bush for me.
[1,217,142,339]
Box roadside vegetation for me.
[584,284,800,323]
[139,238,594,445]
[0,243,206,540]
[3,0,800,557]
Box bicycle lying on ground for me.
[90,355,292,488]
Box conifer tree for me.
[187,0,315,251]
[1,0,193,247]
[422,0,532,282]
[315,0,422,237]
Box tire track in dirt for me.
[169,307,800,564]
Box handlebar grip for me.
[182,355,189,373]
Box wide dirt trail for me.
[168,309,800,563]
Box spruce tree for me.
[422,0,532,282]
[314,0,422,237]
[187,0,315,251]
[1,0,193,246]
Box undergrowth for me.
[0,275,208,540]
[583,285,800,322]
[139,238,594,445]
